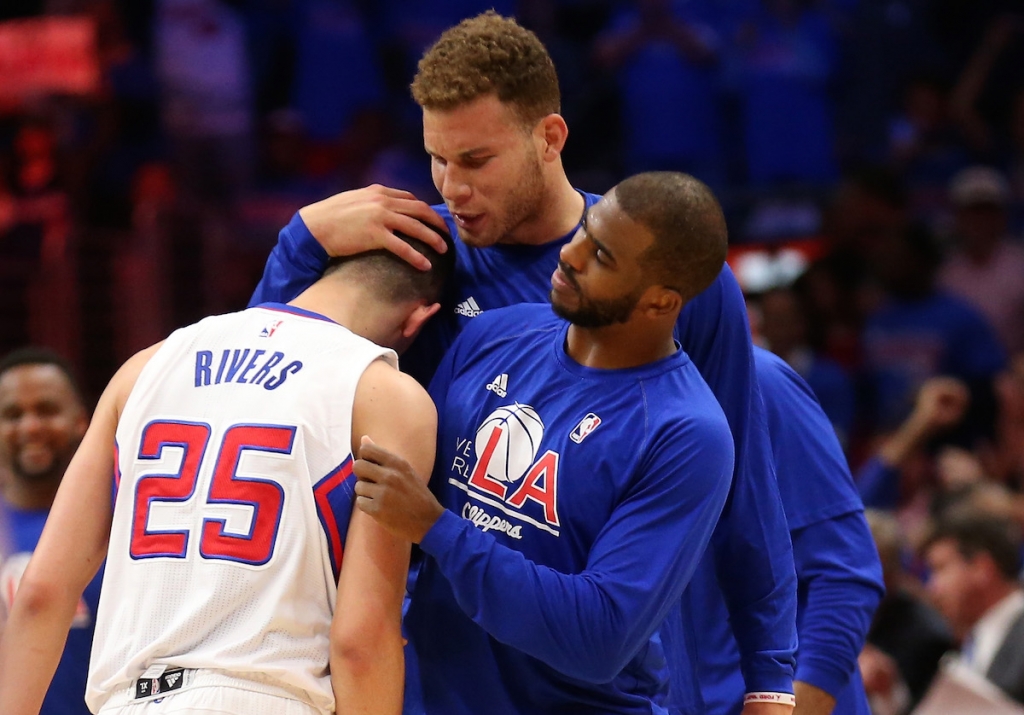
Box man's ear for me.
[537,113,569,160]
[402,302,442,339]
[638,286,683,320]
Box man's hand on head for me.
[353,436,444,542]
[298,185,449,270]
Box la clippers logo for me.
[449,403,561,537]
[570,413,601,443]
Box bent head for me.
[323,224,457,352]
[0,348,88,488]
[551,172,728,329]
[412,11,565,248]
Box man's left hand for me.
[353,436,444,543]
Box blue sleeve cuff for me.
[285,211,330,270]
[743,664,796,696]
[796,655,853,699]
[419,509,465,558]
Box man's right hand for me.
[298,185,449,270]
[912,377,969,434]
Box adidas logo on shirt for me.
[485,373,509,397]
[455,297,483,317]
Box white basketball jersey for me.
[87,305,396,713]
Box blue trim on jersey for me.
[256,302,338,324]
[313,457,356,582]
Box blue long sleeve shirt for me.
[407,304,733,711]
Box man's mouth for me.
[551,265,577,294]
[16,442,54,473]
[452,212,483,231]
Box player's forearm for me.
[330,626,404,715]
[793,681,836,715]
[876,413,934,468]
[421,509,712,683]
[0,580,80,715]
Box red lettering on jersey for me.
[507,450,560,526]
[468,425,509,500]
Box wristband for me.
[744,692,796,707]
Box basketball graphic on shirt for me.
[474,403,545,483]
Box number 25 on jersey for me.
[127,420,296,565]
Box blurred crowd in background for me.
[0,0,1023,711]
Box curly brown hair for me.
[410,11,560,127]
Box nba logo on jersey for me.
[260,319,283,338]
[569,413,601,444]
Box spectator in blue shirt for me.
[0,347,100,715]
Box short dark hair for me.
[410,11,561,127]
[323,224,456,305]
[923,509,1023,581]
[0,347,86,406]
[613,172,728,303]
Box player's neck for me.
[289,283,405,349]
[501,172,584,247]
[564,321,678,370]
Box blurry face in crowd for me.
[759,289,807,357]
[550,191,653,328]
[0,365,87,485]
[924,538,990,639]
[955,203,1007,252]
[424,94,547,248]
[828,185,903,255]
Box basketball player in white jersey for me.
[0,230,454,715]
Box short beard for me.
[11,443,79,486]
[549,267,642,328]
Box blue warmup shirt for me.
[2,504,102,715]
[406,303,732,713]
[250,193,798,699]
[664,349,884,714]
